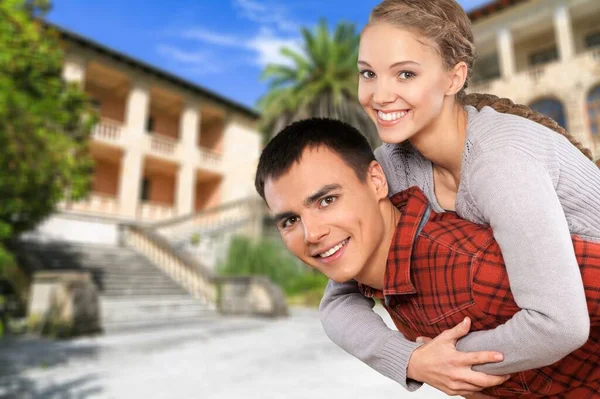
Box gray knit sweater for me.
[319,105,600,391]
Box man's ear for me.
[445,61,468,96]
[367,161,389,199]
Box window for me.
[530,98,567,129]
[140,178,151,201]
[146,116,155,133]
[528,47,558,66]
[472,54,501,83]
[585,31,600,49]
[587,86,600,136]
[90,98,102,112]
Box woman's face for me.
[358,23,453,144]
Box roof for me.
[467,0,529,23]
[46,22,260,120]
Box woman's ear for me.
[446,61,468,96]
[367,161,389,199]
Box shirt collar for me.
[359,186,431,298]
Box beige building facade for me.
[466,0,600,161]
[58,26,262,222]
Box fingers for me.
[460,350,504,366]
[440,317,472,343]
[457,370,511,390]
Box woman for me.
[319,0,600,397]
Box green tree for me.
[0,0,95,269]
[258,19,379,147]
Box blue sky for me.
[47,0,491,110]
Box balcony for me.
[91,118,124,146]
[199,148,223,171]
[149,133,178,156]
[61,192,120,217]
[137,201,175,221]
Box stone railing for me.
[199,147,223,168]
[150,196,263,240]
[150,133,177,156]
[526,64,547,82]
[92,118,123,143]
[61,192,120,216]
[468,80,492,94]
[137,201,175,221]
[121,224,287,317]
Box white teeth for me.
[319,239,348,258]
[377,110,408,121]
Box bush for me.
[218,236,328,299]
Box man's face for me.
[263,146,388,283]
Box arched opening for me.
[529,98,567,130]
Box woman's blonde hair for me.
[367,0,476,101]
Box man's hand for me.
[406,317,510,397]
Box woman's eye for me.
[319,196,336,207]
[398,71,416,80]
[359,70,376,80]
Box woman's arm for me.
[456,149,590,374]
[320,280,509,393]
[320,279,424,391]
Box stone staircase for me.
[15,242,216,332]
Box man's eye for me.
[319,196,336,207]
[282,216,299,228]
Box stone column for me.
[176,102,200,216]
[553,3,575,62]
[118,80,150,218]
[497,28,516,78]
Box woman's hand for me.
[407,317,510,396]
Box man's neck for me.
[355,199,402,291]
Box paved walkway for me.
[0,307,455,399]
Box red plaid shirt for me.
[359,187,600,398]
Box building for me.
[466,0,600,160]
[56,25,262,223]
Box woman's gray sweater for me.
[319,105,600,391]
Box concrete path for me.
[0,307,456,399]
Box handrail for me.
[148,195,263,229]
[120,223,287,317]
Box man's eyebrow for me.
[273,211,296,224]
[304,184,342,207]
[272,184,342,223]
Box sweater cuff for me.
[380,333,424,392]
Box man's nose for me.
[303,216,329,244]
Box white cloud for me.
[161,0,304,72]
[233,0,299,33]
[180,28,242,47]
[157,45,208,64]
[246,28,302,67]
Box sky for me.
[47,0,492,111]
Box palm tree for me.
[258,19,379,148]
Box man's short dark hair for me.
[255,118,375,200]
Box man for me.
[255,118,600,398]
